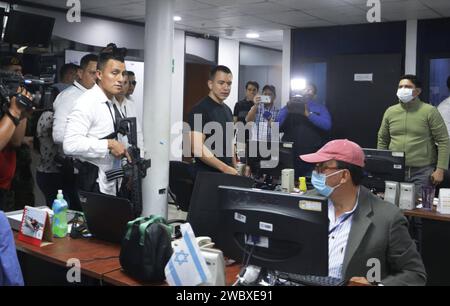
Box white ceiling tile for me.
[258,10,319,24]
[17,0,450,51]
[273,0,349,10]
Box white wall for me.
[218,38,240,111]
[16,5,145,49]
[240,44,282,66]
[185,36,216,63]
[239,65,282,107]
[238,44,282,105]
[282,29,291,107]
[170,30,185,161]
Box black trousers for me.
[36,171,82,211]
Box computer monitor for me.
[186,172,255,243]
[246,141,294,179]
[3,11,55,48]
[362,148,405,192]
[217,186,329,276]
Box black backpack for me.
[119,215,173,282]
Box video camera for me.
[0,69,54,112]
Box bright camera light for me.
[173,16,182,22]
[291,78,307,92]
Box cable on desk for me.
[79,256,120,264]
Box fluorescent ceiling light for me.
[246,32,260,39]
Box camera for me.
[260,95,272,104]
[0,69,54,112]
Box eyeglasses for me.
[314,165,339,174]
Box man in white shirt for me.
[113,72,144,151]
[50,54,98,210]
[64,49,130,196]
[126,71,136,101]
[438,76,450,140]
[53,54,98,144]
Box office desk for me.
[14,232,122,285]
[402,208,450,286]
[103,264,241,286]
[15,232,242,286]
[403,208,450,222]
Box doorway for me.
[327,53,403,148]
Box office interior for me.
[1,0,450,287]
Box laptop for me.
[79,191,134,244]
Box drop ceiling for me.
[16,0,450,50]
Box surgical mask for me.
[397,88,414,103]
[311,170,344,197]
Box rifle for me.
[105,117,151,217]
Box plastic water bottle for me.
[52,190,68,238]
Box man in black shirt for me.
[187,65,238,177]
[233,81,259,124]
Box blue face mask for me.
[311,170,344,197]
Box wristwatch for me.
[3,107,21,126]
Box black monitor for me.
[247,141,294,179]
[4,11,55,48]
[362,148,405,192]
[217,186,328,276]
[186,172,255,243]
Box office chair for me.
[168,161,194,212]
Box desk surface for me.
[14,232,121,280]
[402,208,450,222]
[15,232,241,286]
[102,263,241,286]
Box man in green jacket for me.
[378,75,449,197]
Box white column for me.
[218,38,240,111]
[282,29,291,107]
[405,20,418,75]
[170,30,186,161]
[142,0,174,218]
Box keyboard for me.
[276,272,346,286]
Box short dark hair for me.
[246,81,259,91]
[0,55,22,68]
[97,51,125,71]
[127,71,135,77]
[336,161,365,186]
[447,76,450,90]
[306,83,317,95]
[80,54,98,70]
[209,65,232,80]
[400,74,422,89]
[59,63,79,80]
[262,85,276,97]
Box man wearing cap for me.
[300,139,426,286]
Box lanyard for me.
[329,211,354,236]
[106,102,116,127]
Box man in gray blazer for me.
[300,139,426,286]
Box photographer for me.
[277,83,332,179]
[0,87,33,210]
[1,55,35,211]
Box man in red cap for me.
[300,139,426,286]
